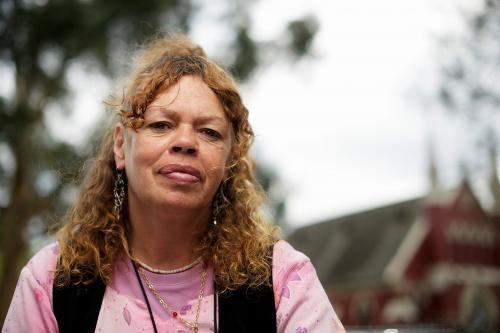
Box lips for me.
[158,164,202,183]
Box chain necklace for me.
[137,263,207,332]
[132,256,201,274]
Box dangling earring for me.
[212,196,219,226]
[212,188,224,226]
[114,169,125,220]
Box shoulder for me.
[23,242,60,285]
[271,241,345,332]
[2,242,60,332]
[27,242,60,270]
[271,240,312,294]
[272,240,310,273]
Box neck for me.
[128,198,210,271]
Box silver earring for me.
[212,202,219,226]
[114,170,125,220]
[212,189,224,226]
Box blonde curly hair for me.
[55,34,280,291]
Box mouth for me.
[158,164,202,184]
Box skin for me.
[113,75,232,269]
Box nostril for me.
[171,146,196,154]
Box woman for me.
[2,35,344,333]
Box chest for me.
[53,277,276,333]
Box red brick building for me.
[288,183,500,331]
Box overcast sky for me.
[31,0,483,230]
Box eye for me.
[148,121,173,132]
[200,128,222,140]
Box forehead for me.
[146,76,226,119]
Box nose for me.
[170,127,197,155]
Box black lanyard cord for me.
[132,259,159,333]
[132,258,219,333]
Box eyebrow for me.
[145,106,176,117]
[146,106,228,124]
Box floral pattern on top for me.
[2,240,345,333]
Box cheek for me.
[125,138,161,169]
[125,147,152,172]
[205,147,231,179]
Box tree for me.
[0,0,318,323]
[432,0,500,204]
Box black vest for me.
[53,266,276,332]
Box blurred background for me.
[1,0,499,331]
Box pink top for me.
[2,240,345,332]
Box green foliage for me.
[433,0,500,182]
[231,26,259,81]
[255,161,286,228]
[436,0,500,121]
[286,15,319,58]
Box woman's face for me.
[114,75,232,217]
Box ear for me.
[113,123,126,170]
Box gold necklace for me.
[138,265,207,332]
[133,256,201,274]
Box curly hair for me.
[55,34,280,291]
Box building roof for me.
[287,197,423,290]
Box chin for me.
[157,194,205,211]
